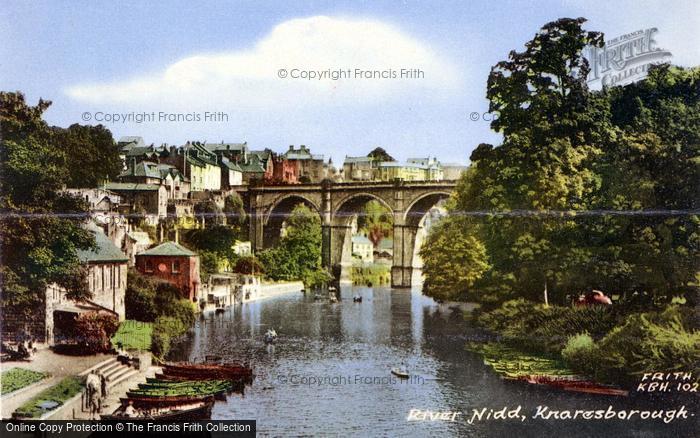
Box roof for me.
[127,231,151,245]
[120,161,162,179]
[78,224,128,263]
[104,182,162,191]
[352,235,372,245]
[203,142,247,153]
[344,156,372,164]
[221,157,243,172]
[138,241,196,257]
[118,136,145,149]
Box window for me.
[145,260,153,272]
[172,260,180,273]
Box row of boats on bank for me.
[103,361,254,420]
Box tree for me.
[234,256,264,275]
[54,123,121,188]
[420,217,489,301]
[259,204,326,287]
[194,200,224,228]
[0,92,94,312]
[223,193,247,226]
[421,18,699,307]
[356,200,393,246]
[367,147,395,162]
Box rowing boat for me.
[103,399,214,421]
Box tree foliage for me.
[421,18,699,307]
[356,200,393,246]
[259,204,328,287]
[54,123,122,188]
[0,92,95,312]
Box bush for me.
[594,305,700,383]
[561,333,600,376]
[73,311,119,353]
[125,269,158,321]
[150,315,192,360]
[477,299,617,354]
[150,331,171,360]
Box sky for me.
[2,0,698,164]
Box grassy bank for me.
[1,368,49,395]
[111,319,152,351]
[13,376,84,418]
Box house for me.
[343,156,374,181]
[282,145,326,183]
[2,224,128,346]
[407,157,444,181]
[220,157,244,187]
[377,161,426,181]
[248,149,275,181]
[77,224,129,320]
[238,154,267,183]
[374,238,393,262]
[104,182,168,223]
[118,161,191,199]
[135,242,201,302]
[270,154,299,184]
[64,188,121,212]
[352,235,374,263]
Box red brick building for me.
[135,242,201,302]
[269,155,299,184]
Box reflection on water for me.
[173,287,696,437]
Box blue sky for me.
[2,0,698,164]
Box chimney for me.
[289,145,294,151]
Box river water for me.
[173,287,696,437]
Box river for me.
[173,286,696,437]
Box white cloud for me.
[65,16,459,109]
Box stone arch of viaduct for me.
[247,180,455,287]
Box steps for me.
[79,356,140,390]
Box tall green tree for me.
[259,204,329,287]
[421,18,699,307]
[55,123,121,188]
[0,92,94,312]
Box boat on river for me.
[119,394,215,408]
[163,362,253,378]
[391,367,410,379]
[103,399,214,421]
[515,375,628,396]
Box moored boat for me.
[102,399,214,421]
[119,395,214,408]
